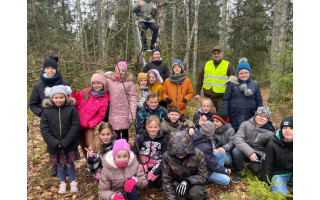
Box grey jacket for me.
[234,117,274,158]
[132,0,157,23]
[212,123,236,152]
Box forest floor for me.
[27,87,293,199]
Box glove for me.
[70,89,80,100]
[124,178,136,193]
[166,98,173,103]
[182,98,187,103]
[176,179,191,197]
[147,172,159,182]
[113,194,125,200]
[85,123,90,129]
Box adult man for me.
[132,0,158,51]
[195,46,234,111]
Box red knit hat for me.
[213,109,228,124]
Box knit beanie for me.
[137,72,148,83]
[43,56,59,70]
[112,139,131,159]
[255,106,271,119]
[171,59,183,72]
[91,72,107,91]
[213,109,228,124]
[236,58,251,76]
[200,121,216,137]
[152,46,161,55]
[280,116,293,130]
[147,69,160,82]
[44,85,72,98]
[115,61,128,72]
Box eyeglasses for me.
[256,114,267,120]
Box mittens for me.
[166,98,173,103]
[182,98,187,103]
[113,194,125,200]
[124,178,136,193]
[70,89,80,100]
[176,179,191,197]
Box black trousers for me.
[232,147,262,173]
[138,21,158,46]
[115,129,129,142]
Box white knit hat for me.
[44,85,72,98]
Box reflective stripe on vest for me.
[202,60,229,93]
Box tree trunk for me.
[30,0,43,58]
[156,1,168,47]
[76,0,85,63]
[183,0,190,74]
[220,0,228,48]
[97,0,106,63]
[192,0,200,81]
[171,2,177,59]
[61,0,68,32]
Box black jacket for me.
[261,130,293,184]
[143,60,169,82]
[40,97,80,154]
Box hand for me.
[95,172,100,180]
[70,89,80,100]
[217,147,225,154]
[188,128,195,135]
[182,121,187,127]
[213,148,216,154]
[195,95,201,100]
[182,98,187,103]
[200,115,207,122]
[228,169,231,175]
[113,194,125,200]
[124,178,136,193]
[153,3,157,9]
[198,119,203,126]
[249,153,259,162]
[176,180,191,197]
[139,0,144,6]
[166,97,173,103]
[84,145,97,158]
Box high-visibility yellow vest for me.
[202,60,229,93]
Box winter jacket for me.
[135,103,168,135]
[149,80,163,102]
[161,117,195,136]
[40,97,80,154]
[143,59,170,82]
[87,139,115,174]
[191,129,229,176]
[132,0,157,23]
[234,117,275,158]
[222,76,263,130]
[29,75,70,117]
[193,108,214,129]
[261,130,293,184]
[106,73,137,131]
[132,129,167,176]
[135,84,151,110]
[162,130,208,200]
[162,75,194,114]
[212,123,236,152]
[75,89,110,129]
[98,151,148,200]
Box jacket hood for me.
[167,130,195,156]
[215,123,232,135]
[106,72,133,82]
[42,97,76,108]
[104,151,136,169]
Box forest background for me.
[1,0,317,199]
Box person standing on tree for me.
[195,46,234,111]
[132,0,158,51]
[29,55,71,177]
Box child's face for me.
[173,65,182,74]
[139,78,148,87]
[213,118,223,129]
[44,67,57,78]
[238,69,250,81]
[148,73,157,84]
[114,150,129,163]
[255,114,268,127]
[176,154,186,159]
[118,65,127,78]
[146,121,160,138]
[146,97,159,110]
[282,127,293,141]
[201,100,211,114]
[92,81,104,91]
[153,51,161,61]
[52,93,66,107]
[167,111,180,123]
[99,128,113,144]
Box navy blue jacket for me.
[222,77,263,130]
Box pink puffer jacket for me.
[75,89,110,129]
[106,73,137,130]
[98,151,148,200]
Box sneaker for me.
[50,165,58,177]
[70,181,78,193]
[232,172,243,183]
[58,182,67,194]
[150,44,155,50]
[85,169,94,177]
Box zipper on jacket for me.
[254,132,261,143]
[176,85,179,106]
[59,108,63,153]
[181,86,183,94]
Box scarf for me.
[169,73,187,85]
[40,71,63,87]
[91,88,106,97]
[152,59,162,65]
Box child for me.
[105,61,137,141]
[29,55,71,176]
[222,58,263,131]
[147,69,163,103]
[71,71,110,159]
[162,59,194,116]
[98,139,148,200]
[135,72,151,112]
[161,106,195,136]
[190,121,231,186]
[162,130,209,200]
[132,115,167,187]
[85,122,116,182]
[40,85,80,194]
[212,109,236,167]
[135,92,168,135]
[193,98,215,129]
[261,116,293,194]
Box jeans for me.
[125,186,139,200]
[57,163,76,183]
[138,21,159,46]
[271,174,293,194]
[214,151,233,167]
[209,172,230,186]
[232,147,261,173]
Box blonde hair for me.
[91,122,114,154]
[201,98,216,113]
[146,115,161,127]
[135,84,151,99]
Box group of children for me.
[30,54,293,199]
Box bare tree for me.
[97,0,106,63]
[76,0,85,62]
[30,0,43,57]
[192,0,201,81]
[171,2,178,59]
[156,1,168,47]
[220,0,228,48]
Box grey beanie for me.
[255,106,271,119]
[44,85,72,98]
[200,121,216,137]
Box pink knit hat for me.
[112,139,131,159]
[115,61,128,72]
[91,73,106,90]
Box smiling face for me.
[212,50,223,61]
[282,127,293,142]
[213,118,223,129]
[117,65,127,78]
[173,64,182,75]
[99,128,113,144]
[139,78,148,87]
[201,100,212,114]
[148,72,157,84]
[153,51,161,61]
[255,114,268,127]
[44,67,57,78]
[114,150,129,164]
[167,111,180,123]
[238,69,250,81]
[92,81,104,91]
[146,120,160,139]
[146,97,159,110]
[52,93,66,107]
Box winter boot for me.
[231,171,243,183]
[70,181,78,193]
[58,182,67,194]
[50,165,58,177]
[150,44,155,50]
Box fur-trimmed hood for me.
[106,72,133,82]
[225,75,239,85]
[42,97,76,108]
[103,151,136,169]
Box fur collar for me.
[104,151,135,169]
[225,75,239,85]
[42,97,76,108]
[106,72,133,82]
